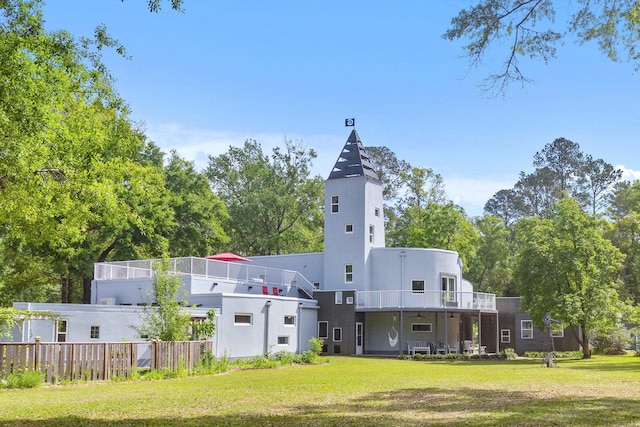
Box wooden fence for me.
[0,339,213,383]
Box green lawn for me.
[1,355,640,426]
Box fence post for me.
[34,336,41,372]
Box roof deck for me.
[94,257,315,298]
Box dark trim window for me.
[411,280,425,293]
[331,195,339,213]
[318,321,328,339]
[333,327,342,342]
[90,325,100,339]
[411,323,432,332]
[284,315,295,326]
[345,224,353,233]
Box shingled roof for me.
[328,130,380,180]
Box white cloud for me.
[444,176,515,217]
[617,165,640,182]
[146,122,342,175]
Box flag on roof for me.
[345,118,355,127]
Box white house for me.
[9,129,503,357]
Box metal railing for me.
[94,257,315,298]
[355,290,496,311]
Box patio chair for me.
[436,341,446,354]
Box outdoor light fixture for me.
[266,300,272,306]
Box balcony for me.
[94,257,315,298]
[355,290,496,311]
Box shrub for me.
[2,370,43,389]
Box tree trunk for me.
[83,276,93,304]
[581,325,591,359]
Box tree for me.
[466,215,515,295]
[577,155,623,216]
[484,189,524,226]
[136,261,191,341]
[206,139,324,255]
[164,150,229,257]
[365,146,411,203]
[444,1,640,94]
[514,197,624,358]
[533,137,584,195]
[0,0,173,304]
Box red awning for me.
[205,252,251,262]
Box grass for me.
[1,354,640,426]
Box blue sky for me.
[41,1,640,216]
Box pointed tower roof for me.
[328,130,380,180]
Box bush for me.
[1,370,43,389]
[591,324,632,355]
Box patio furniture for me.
[407,340,431,356]
[436,341,446,354]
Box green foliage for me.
[0,369,43,389]
[207,139,324,255]
[523,351,583,359]
[445,1,640,94]
[190,309,216,339]
[590,323,632,355]
[514,197,625,358]
[136,262,191,341]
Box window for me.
[284,315,296,326]
[318,321,328,339]
[234,313,253,325]
[345,224,353,233]
[369,225,374,243]
[335,291,343,304]
[90,325,100,339]
[345,265,353,283]
[411,280,425,293]
[442,275,456,303]
[333,327,342,342]
[313,282,320,290]
[346,296,354,304]
[521,320,533,339]
[501,329,511,343]
[411,323,432,333]
[551,324,564,338]
[374,207,380,217]
[57,320,67,342]
[331,195,339,213]
[333,344,341,354]
[277,336,289,345]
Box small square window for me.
[412,280,425,293]
[346,296,353,304]
[90,325,100,339]
[374,207,380,217]
[313,282,320,290]
[333,327,342,342]
[551,324,564,338]
[284,315,296,325]
[501,329,511,343]
[318,321,328,339]
[335,291,343,304]
[277,336,289,345]
[234,313,253,325]
[345,224,353,233]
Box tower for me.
[322,130,385,291]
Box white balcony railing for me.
[94,257,315,298]
[356,290,496,311]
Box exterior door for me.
[355,322,363,355]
